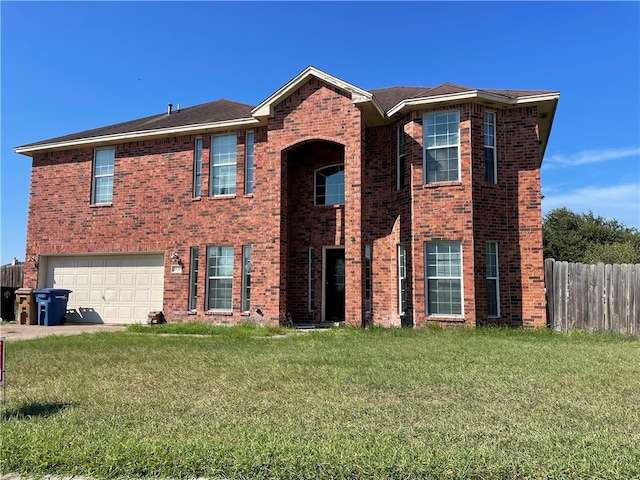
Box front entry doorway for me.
[323,247,346,322]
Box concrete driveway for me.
[0,323,127,341]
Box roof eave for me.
[386,90,560,116]
[15,117,262,156]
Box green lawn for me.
[2,324,639,479]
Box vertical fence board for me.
[545,259,555,328]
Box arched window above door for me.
[315,164,344,206]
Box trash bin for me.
[33,289,72,326]
[1,286,18,321]
[15,288,37,325]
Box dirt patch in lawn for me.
[0,323,127,341]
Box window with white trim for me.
[188,247,199,311]
[242,245,251,312]
[92,147,114,204]
[193,137,203,197]
[425,241,463,316]
[424,111,460,183]
[484,111,497,183]
[398,244,407,316]
[206,246,234,311]
[210,134,236,196]
[397,124,406,190]
[486,242,500,317]
[245,132,254,195]
[364,245,372,313]
[315,164,344,205]
[308,247,315,312]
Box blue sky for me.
[1,1,639,265]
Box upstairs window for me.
[211,134,236,196]
[92,147,114,204]
[484,111,497,183]
[245,132,254,195]
[193,137,203,197]
[315,164,344,206]
[424,111,460,183]
[397,124,406,190]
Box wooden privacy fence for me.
[1,263,24,289]
[545,259,640,335]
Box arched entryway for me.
[283,140,346,325]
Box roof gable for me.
[252,66,383,119]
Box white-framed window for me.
[484,111,497,183]
[425,241,463,316]
[188,247,199,311]
[308,247,315,312]
[397,124,406,190]
[193,137,203,197]
[398,244,407,316]
[242,245,251,312]
[364,245,372,313]
[245,131,254,195]
[315,164,344,206]
[206,246,234,311]
[424,111,460,183]
[486,242,500,317]
[92,147,115,204]
[210,134,237,196]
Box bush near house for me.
[2,326,639,479]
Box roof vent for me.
[167,103,173,115]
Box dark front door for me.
[324,248,345,322]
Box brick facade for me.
[20,68,557,328]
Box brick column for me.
[344,122,364,326]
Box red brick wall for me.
[264,78,365,326]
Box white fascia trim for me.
[386,91,560,117]
[15,117,261,155]
[252,66,377,118]
[512,93,561,105]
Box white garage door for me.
[45,254,164,324]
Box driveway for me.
[0,323,127,341]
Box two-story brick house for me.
[15,67,559,327]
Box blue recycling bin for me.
[33,288,72,326]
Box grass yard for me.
[1,324,639,479]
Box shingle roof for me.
[370,86,431,111]
[20,99,254,148]
[16,75,557,153]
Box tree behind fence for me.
[545,259,639,335]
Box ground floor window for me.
[425,241,462,316]
[309,247,315,312]
[206,246,234,311]
[365,245,372,313]
[189,247,199,311]
[242,246,251,312]
[487,242,500,317]
[398,244,407,315]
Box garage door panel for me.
[46,254,164,324]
